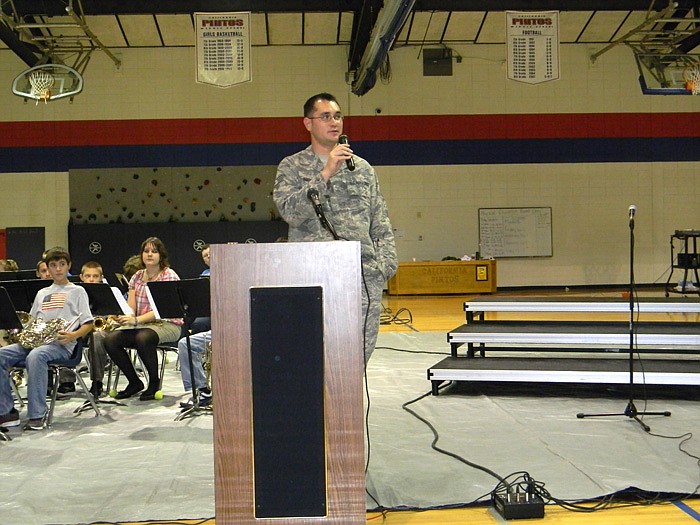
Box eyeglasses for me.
[307,112,344,122]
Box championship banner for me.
[195,12,251,88]
[506,11,559,85]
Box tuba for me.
[17,317,70,348]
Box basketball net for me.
[28,69,55,104]
[683,64,700,95]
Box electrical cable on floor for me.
[375,345,448,356]
[397,375,700,518]
[362,268,382,511]
[380,303,417,331]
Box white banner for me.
[506,11,559,85]
[195,12,251,88]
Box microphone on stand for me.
[307,188,339,240]
[338,135,355,171]
[628,204,636,228]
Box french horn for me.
[6,311,33,344]
[17,317,70,348]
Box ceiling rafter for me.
[2,0,698,96]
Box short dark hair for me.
[140,237,170,270]
[43,247,71,265]
[81,261,103,275]
[303,92,338,117]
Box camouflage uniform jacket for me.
[274,145,398,283]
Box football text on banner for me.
[506,11,560,85]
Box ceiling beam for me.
[6,0,695,17]
[411,0,687,10]
[4,1,365,17]
[0,20,41,66]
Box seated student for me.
[0,259,19,272]
[103,237,183,401]
[78,261,114,398]
[0,247,94,431]
[36,259,51,279]
[177,330,212,408]
[115,254,143,296]
[190,244,211,335]
[56,261,112,394]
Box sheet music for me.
[145,287,161,319]
[111,287,134,315]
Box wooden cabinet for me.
[387,260,497,295]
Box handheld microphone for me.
[338,135,355,171]
[628,204,636,220]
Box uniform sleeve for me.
[369,171,398,280]
[273,152,326,229]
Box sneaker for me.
[179,390,212,409]
[58,382,76,394]
[198,390,213,407]
[0,408,20,428]
[24,417,45,431]
[89,381,103,399]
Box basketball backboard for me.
[11,64,84,103]
[635,52,700,95]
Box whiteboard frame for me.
[478,206,553,258]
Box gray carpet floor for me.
[1,331,699,524]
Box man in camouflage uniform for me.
[273,92,397,362]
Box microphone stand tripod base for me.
[175,398,212,421]
[576,401,670,432]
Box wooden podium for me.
[210,241,365,524]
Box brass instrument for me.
[6,311,33,344]
[93,315,121,332]
[204,338,212,391]
[10,369,24,388]
[17,317,70,348]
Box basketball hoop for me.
[11,64,83,104]
[28,69,56,104]
[683,63,700,95]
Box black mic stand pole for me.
[577,208,670,431]
[175,296,204,421]
[145,278,211,421]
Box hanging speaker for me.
[423,48,453,76]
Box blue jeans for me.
[178,331,210,391]
[0,342,71,420]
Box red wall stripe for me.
[0,113,697,148]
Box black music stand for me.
[146,278,211,420]
[76,283,130,316]
[577,209,671,431]
[0,279,47,313]
[76,283,132,407]
[0,287,23,441]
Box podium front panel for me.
[250,286,326,518]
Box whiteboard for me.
[478,207,552,258]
